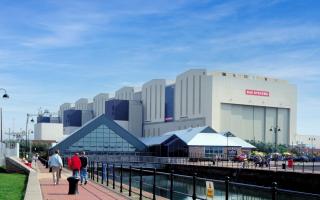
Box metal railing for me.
[87,161,320,200]
[80,154,320,174]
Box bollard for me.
[272,182,277,200]
[170,170,174,200]
[120,164,123,193]
[302,161,305,173]
[129,165,132,196]
[225,176,230,200]
[106,163,109,186]
[139,167,143,200]
[153,168,156,200]
[192,173,197,200]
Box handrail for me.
[87,160,320,200]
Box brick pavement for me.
[36,161,128,200]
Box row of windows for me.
[204,147,223,158]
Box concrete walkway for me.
[36,161,128,200]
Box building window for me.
[204,146,223,158]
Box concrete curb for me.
[6,157,43,200]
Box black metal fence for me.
[87,161,320,200]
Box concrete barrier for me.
[5,157,42,200]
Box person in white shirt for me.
[48,150,63,185]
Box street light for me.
[25,113,37,158]
[309,137,316,157]
[0,88,9,143]
[270,126,281,153]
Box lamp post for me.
[226,132,229,160]
[25,113,36,158]
[309,137,316,157]
[269,126,281,153]
[0,88,9,143]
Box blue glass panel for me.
[105,100,129,121]
[63,110,82,127]
[165,85,175,122]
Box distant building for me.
[34,123,63,141]
[105,99,143,138]
[54,68,297,146]
[49,114,147,156]
[93,93,109,117]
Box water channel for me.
[109,169,318,200]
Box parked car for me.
[293,156,309,162]
[233,154,247,162]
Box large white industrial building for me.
[49,69,297,145]
[142,69,297,145]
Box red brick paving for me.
[37,162,128,200]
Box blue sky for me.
[0,0,319,136]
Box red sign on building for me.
[245,89,270,97]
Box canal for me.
[110,169,319,200]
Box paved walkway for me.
[35,161,128,200]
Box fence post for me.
[272,182,277,200]
[293,161,295,172]
[170,170,174,200]
[101,162,104,184]
[192,173,197,200]
[120,164,123,193]
[92,161,95,180]
[312,158,315,173]
[88,161,91,179]
[90,161,92,180]
[106,163,109,186]
[129,165,132,197]
[225,176,230,200]
[113,164,115,189]
[140,167,143,200]
[153,168,156,200]
[97,162,99,183]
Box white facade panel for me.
[209,71,296,145]
[115,87,134,100]
[59,103,72,123]
[175,69,207,120]
[34,123,63,141]
[114,120,129,130]
[63,126,80,135]
[253,107,265,142]
[142,79,165,123]
[75,98,89,110]
[93,93,109,117]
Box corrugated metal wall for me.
[220,103,289,145]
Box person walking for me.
[70,152,81,177]
[48,150,63,185]
[79,151,88,185]
[32,154,38,166]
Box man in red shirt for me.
[70,152,81,177]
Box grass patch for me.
[0,173,27,200]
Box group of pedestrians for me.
[48,150,88,186]
[68,152,88,185]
